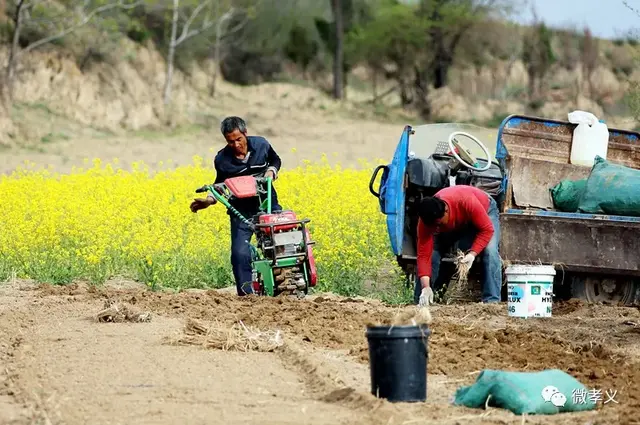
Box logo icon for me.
[541,386,567,408]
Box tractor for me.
[369,116,640,306]
[195,175,317,298]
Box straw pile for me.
[443,250,474,304]
[169,318,284,352]
[391,306,432,326]
[367,305,432,328]
[96,300,152,323]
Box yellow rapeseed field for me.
[0,155,407,298]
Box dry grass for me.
[365,305,433,328]
[391,306,433,326]
[443,250,474,304]
[95,300,151,323]
[167,318,284,352]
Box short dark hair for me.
[417,196,446,224]
[220,116,247,135]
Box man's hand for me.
[419,287,434,307]
[460,251,477,268]
[265,169,275,180]
[190,197,214,213]
[418,276,433,307]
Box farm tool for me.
[195,175,317,298]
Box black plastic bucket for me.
[365,324,431,403]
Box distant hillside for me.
[1,0,639,146]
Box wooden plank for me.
[509,157,591,210]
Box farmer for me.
[415,185,502,306]
[189,116,283,296]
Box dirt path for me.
[2,280,640,425]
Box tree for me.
[209,2,241,96]
[580,27,598,100]
[347,1,428,107]
[284,25,320,78]
[164,0,210,105]
[330,0,344,99]
[1,0,141,103]
[315,0,371,99]
[160,0,248,103]
[418,0,506,90]
[521,19,555,103]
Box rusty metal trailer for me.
[496,114,640,305]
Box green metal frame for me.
[199,176,313,297]
[202,177,283,294]
[253,260,274,295]
[258,177,272,214]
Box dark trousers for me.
[413,197,502,304]
[229,202,282,296]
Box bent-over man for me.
[415,185,502,306]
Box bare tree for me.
[164,0,242,105]
[2,0,141,103]
[521,7,555,103]
[330,0,344,99]
[623,0,640,17]
[497,24,522,100]
[209,2,246,97]
[581,27,598,100]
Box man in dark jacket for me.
[190,116,283,296]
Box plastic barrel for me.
[365,324,431,402]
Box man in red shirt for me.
[414,185,502,306]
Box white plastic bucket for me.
[505,265,556,318]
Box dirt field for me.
[1,279,639,425]
[3,80,640,424]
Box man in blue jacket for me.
[190,116,283,296]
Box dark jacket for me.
[213,135,282,216]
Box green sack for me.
[550,179,587,212]
[453,369,596,415]
[577,156,640,216]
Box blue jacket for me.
[213,135,282,216]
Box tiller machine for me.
[195,175,317,298]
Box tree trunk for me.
[414,66,431,120]
[371,67,378,104]
[209,2,222,97]
[4,0,25,102]
[431,36,456,89]
[330,0,344,100]
[500,53,518,100]
[209,32,223,97]
[526,67,536,101]
[0,0,6,22]
[399,79,412,108]
[163,0,179,106]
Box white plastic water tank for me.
[570,119,609,167]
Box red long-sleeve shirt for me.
[416,185,495,279]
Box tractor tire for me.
[571,275,640,306]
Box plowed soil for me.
[2,280,640,425]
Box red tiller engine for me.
[256,210,317,287]
[258,210,299,234]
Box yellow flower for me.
[0,155,403,296]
